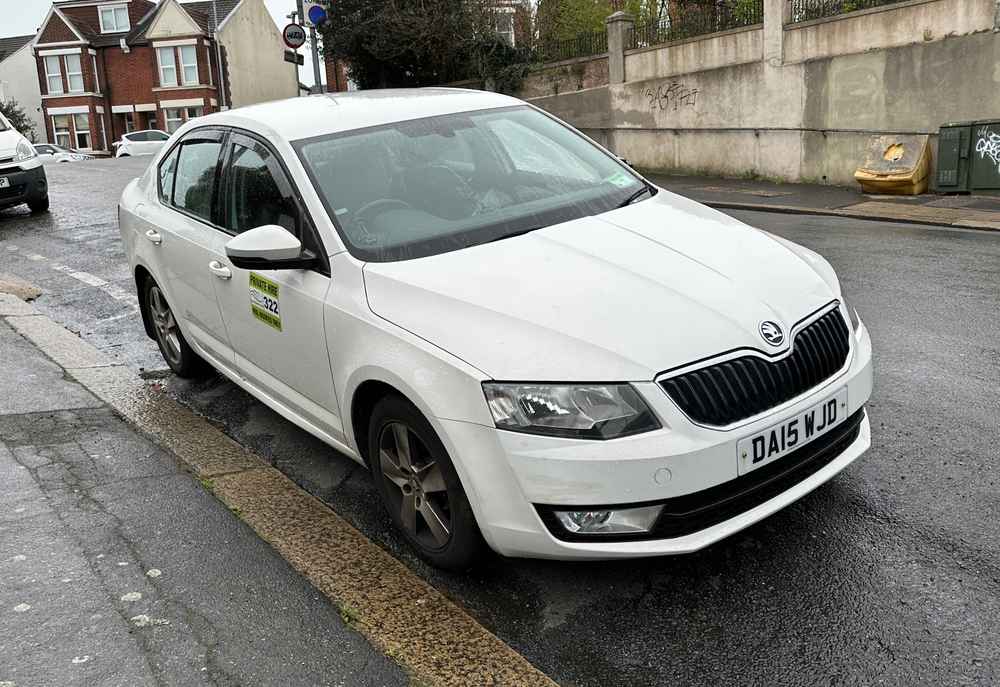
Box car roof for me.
[193,88,523,142]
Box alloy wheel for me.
[378,422,453,550]
[148,285,182,367]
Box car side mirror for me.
[225,225,316,270]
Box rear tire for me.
[142,277,208,378]
[28,195,49,213]
[368,394,485,570]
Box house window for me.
[124,112,135,133]
[185,106,203,120]
[52,115,71,147]
[73,113,91,149]
[92,55,101,93]
[164,108,184,133]
[157,47,177,87]
[99,4,130,33]
[97,114,107,150]
[179,45,198,85]
[44,56,63,94]
[65,54,84,93]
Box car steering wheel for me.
[354,198,412,222]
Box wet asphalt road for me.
[1,157,999,686]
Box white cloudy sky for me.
[1,0,320,85]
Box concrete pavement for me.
[0,313,406,686]
[649,172,1000,231]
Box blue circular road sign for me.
[307,4,328,25]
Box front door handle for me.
[208,260,232,280]
[145,229,162,245]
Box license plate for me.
[0,177,8,189]
[738,388,848,475]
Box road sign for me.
[284,49,304,66]
[303,1,327,27]
[282,23,307,49]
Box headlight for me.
[841,296,861,332]
[14,139,37,162]
[483,383,660,439]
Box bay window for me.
[164,108,184,133]
[52,115,71,148]
[73,113,91,150]
[65,54,84,93]
[44,56,63,94]
[92,55,101,93]
[179,45,198,85]
[157,47,177,87]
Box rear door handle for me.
[144,229,162,245]
[208,260,232,280]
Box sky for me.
[0,0,321,86]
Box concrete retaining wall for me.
[520,0,1000,186]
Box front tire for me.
[142,277,207,378]
[28,195,49,213]
[368,395,485,570]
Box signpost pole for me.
[296,0,306,91]
[309,25,323,93]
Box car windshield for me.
[294,105,649,262]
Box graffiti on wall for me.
[642,81,699,112]
[975,127,1000,174]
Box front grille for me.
[660,308,851,426]
[535,408,865,543]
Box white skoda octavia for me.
[119,89,873,568]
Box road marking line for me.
[7,248,138,306]
[5,308,559,687]
[69,271,108,287]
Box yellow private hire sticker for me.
[249,272,281,331]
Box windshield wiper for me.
[617,184,654,208]
[485,226,545,244]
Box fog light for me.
[554,505,663,535]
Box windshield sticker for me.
[606,171,633,188]
[249,272,281,331]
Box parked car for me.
[114,130,170,158]
[34,143,93,163]
[0,112,48,213]
[118,90,873,569]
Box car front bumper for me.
[0,159,47,209]
[438,321,874,560]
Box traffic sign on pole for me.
[303,1,328,27]
[282,23,307,49]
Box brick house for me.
[33,0,297,154]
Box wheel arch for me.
[349,378,409,468]
[134,264,156,340]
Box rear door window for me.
[167,135,223,223]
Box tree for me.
[0,98,37,142]
[317,0,532,92]
[535,0,656,45]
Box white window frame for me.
[164,107,184,134]
[99,4,130,33]
[92,55,101,93]
[52,115,71,148]
[124,112,135,133]
[98,114,107,151]
[157,47,177,87]
[73,113,91,150]
[65,54,84,93]
[185,106,203,120]
[44,56,63,95]
[179,45,198,86]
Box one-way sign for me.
[284,50,304,65]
